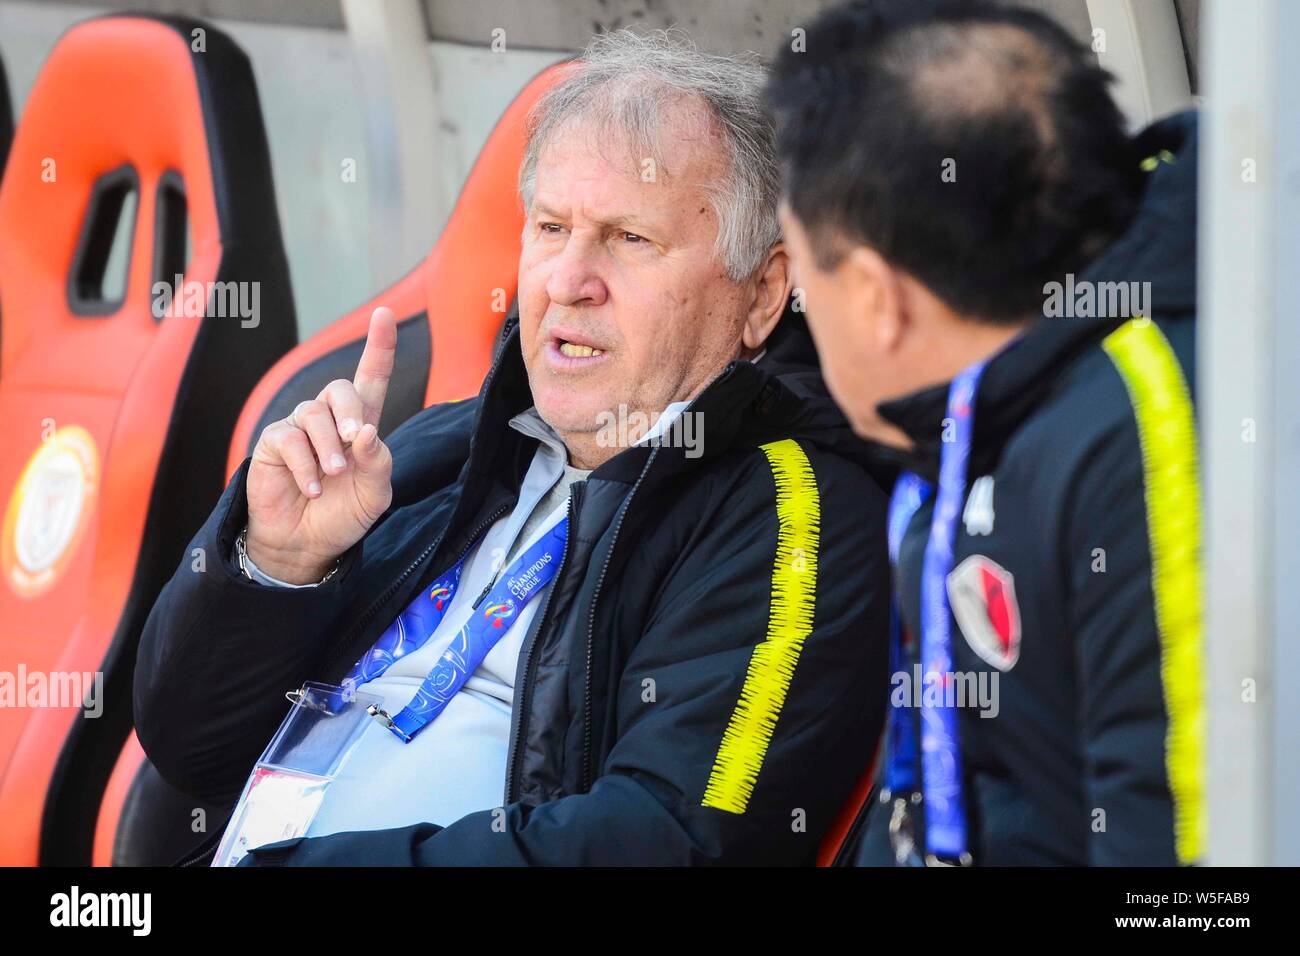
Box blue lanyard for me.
[885,359,986,863]
[343,516,569,742]
[885,473,930,795]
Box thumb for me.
[350,423,392,501]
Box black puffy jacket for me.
[134,312,892,866]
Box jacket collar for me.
[875,313,1122,481]
[507,399,693,461]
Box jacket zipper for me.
[504,485,580,805]
[176,828,222,867]
[472,577,496,610]
[579,447,659,793]
[573,362,741,792]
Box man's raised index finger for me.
[353,306,398,426]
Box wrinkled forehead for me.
[533,92,729,202]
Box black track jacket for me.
[847,112,1205,867]
[134,312,892,866]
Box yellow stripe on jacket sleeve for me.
[1101,318,1206,864]
[702,438,821,815]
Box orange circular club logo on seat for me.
[2,426,99,599]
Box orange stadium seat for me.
[93,60,572,866]
[0,15,296,865]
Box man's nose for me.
[545,239,609,307]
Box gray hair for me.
[518,28,780,282]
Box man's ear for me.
[846,245,905,354]
[741,243,794,353]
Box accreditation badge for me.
[212,681,381,867]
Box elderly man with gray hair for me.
[135,29,890,866]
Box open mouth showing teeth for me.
[558,342,604,358]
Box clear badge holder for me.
[212,680,381,867]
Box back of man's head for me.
[768,0,1143,322]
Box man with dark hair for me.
[768,0,1204,865]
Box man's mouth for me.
[558,342,604,358]
[546,328,610,370]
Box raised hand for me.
[244,307,398,584]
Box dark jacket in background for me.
[847,111,1204,866]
